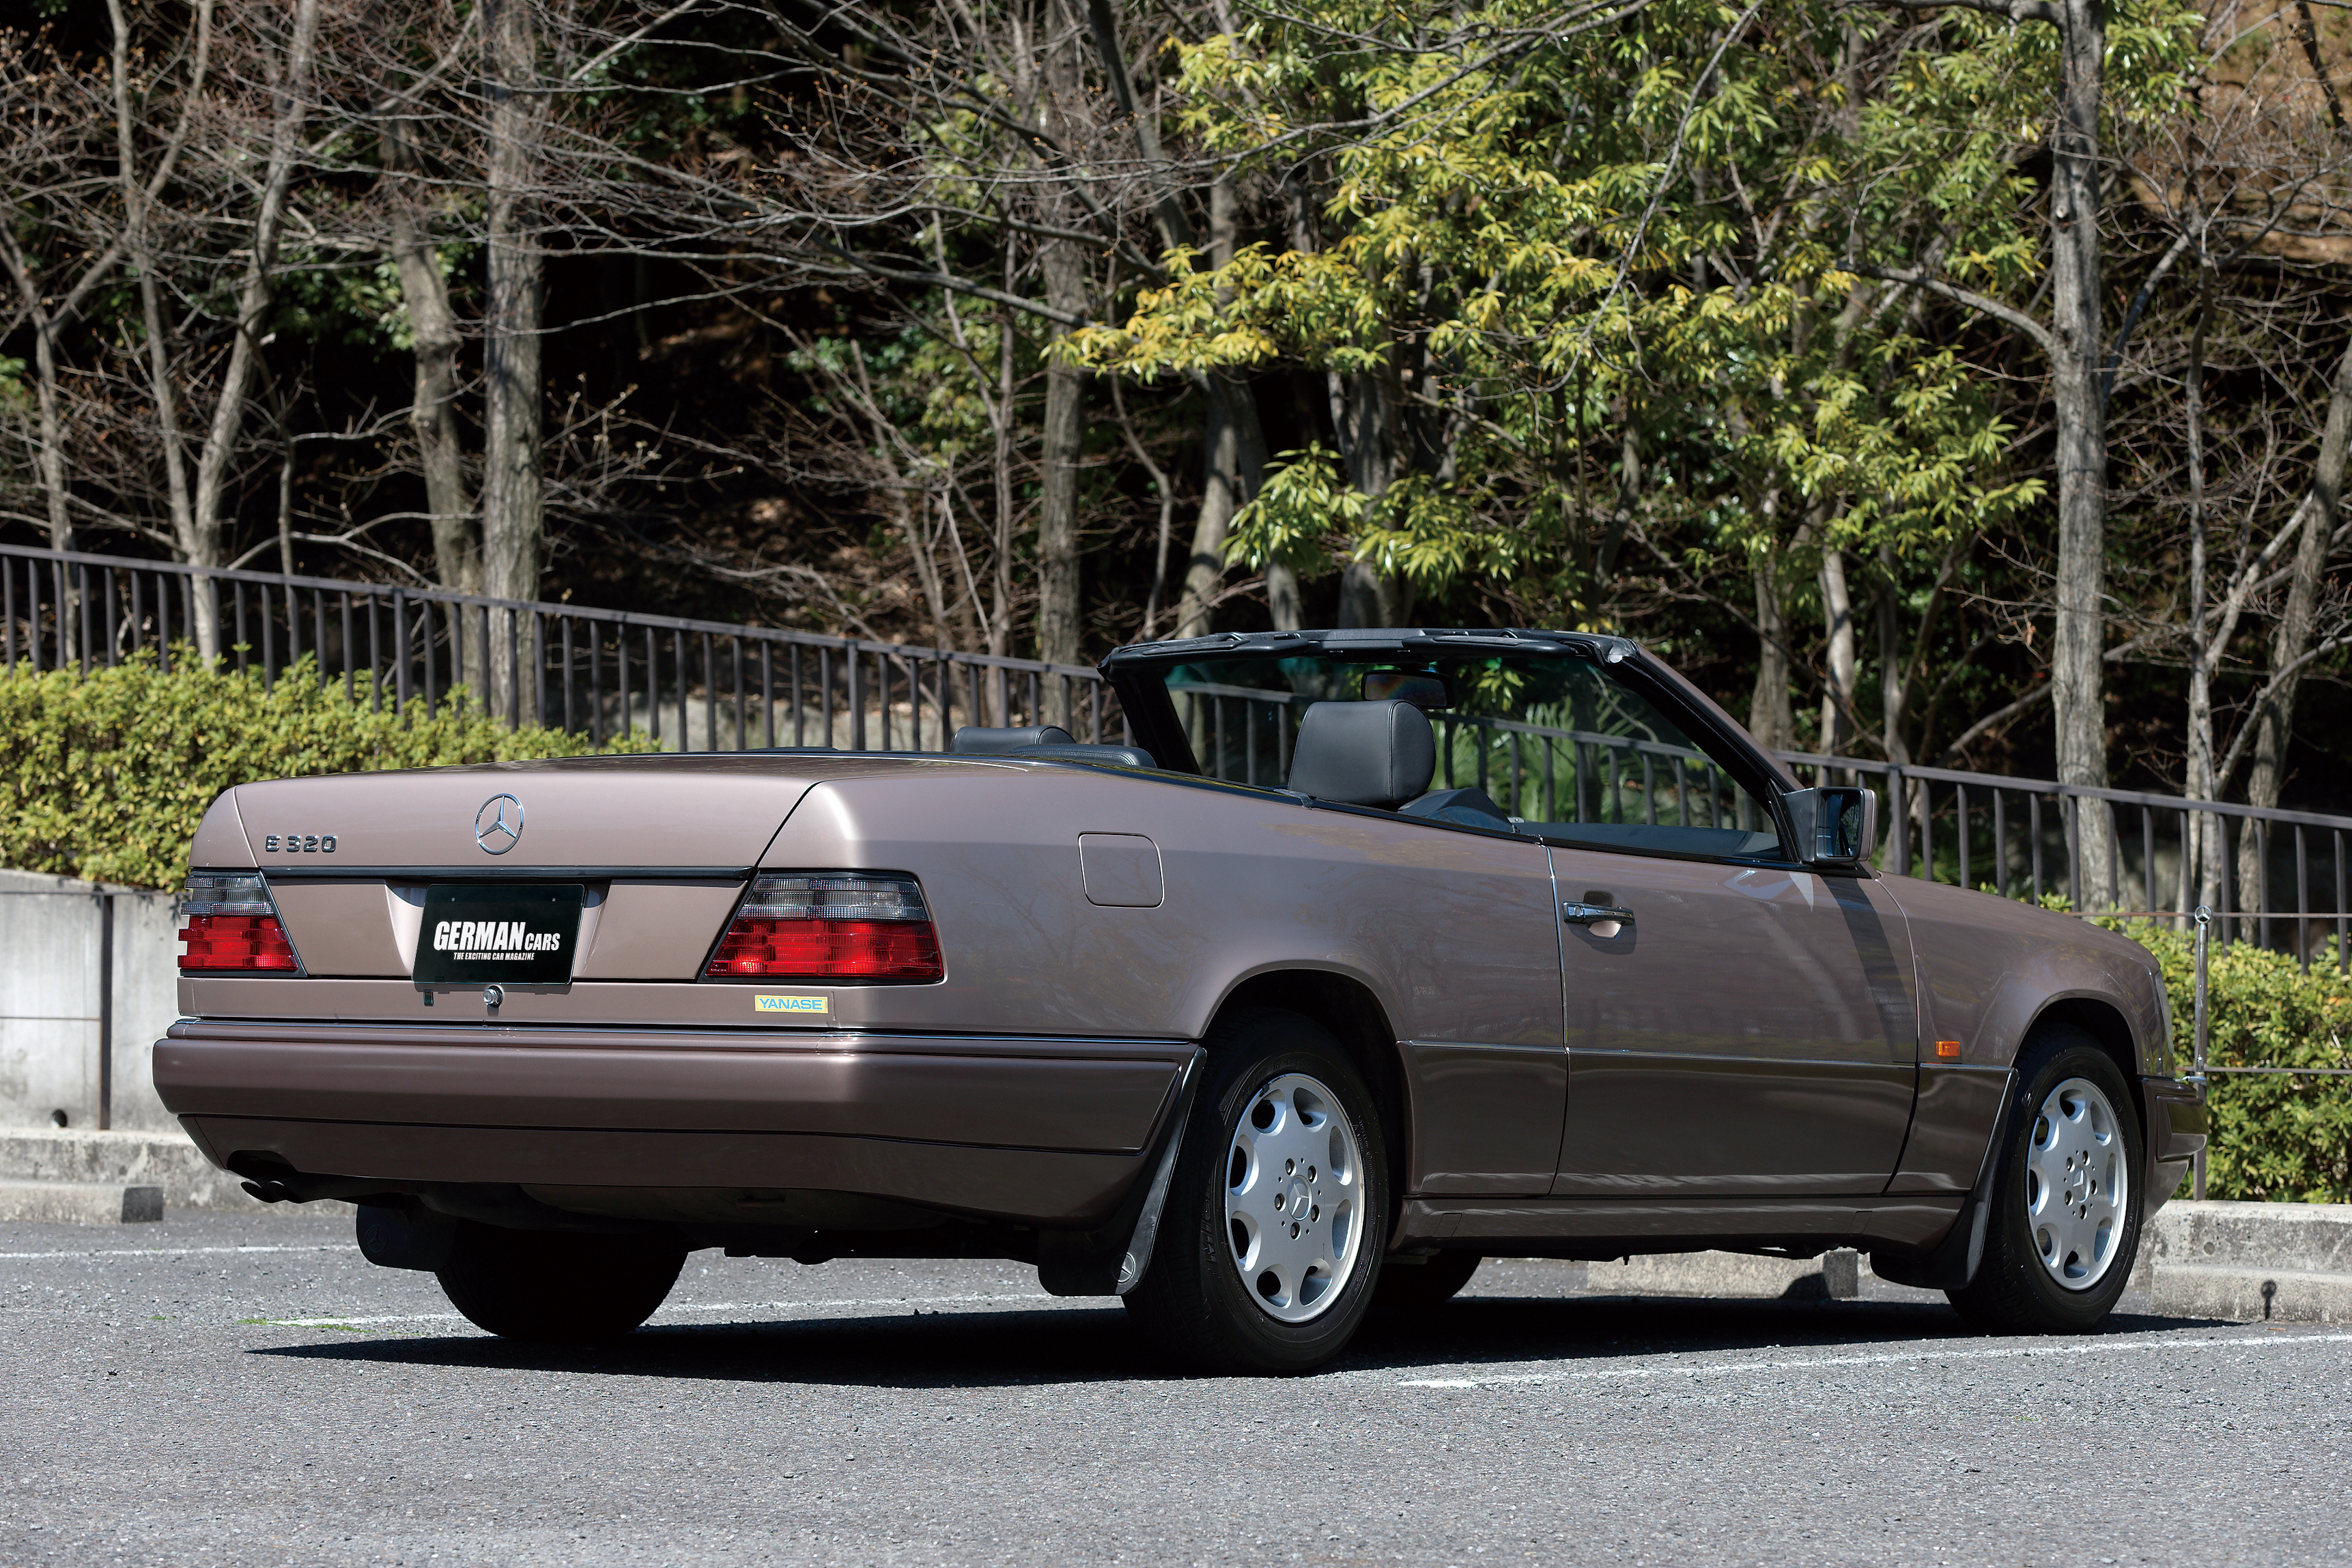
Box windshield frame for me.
[1101,628,1811,870]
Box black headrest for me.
[1286,700,1435,807]
[952,725,1076,754]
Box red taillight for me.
[707,874,944,982]
[707,917,943,979]
[176,872,298,973]
[179,913,299,972]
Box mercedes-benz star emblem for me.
[473,793,524,855]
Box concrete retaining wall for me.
[0,868,181,1133]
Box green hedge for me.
[2110,921,2352,1203]
[0,655,653,889]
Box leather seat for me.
[1285,700,1436,807]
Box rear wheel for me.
[1947,1023,2143,1335]
[1372,1251,1482,1316]
[1124,1008,1389,1373]
[435,1223,685,1343]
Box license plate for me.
[412,884,585,987]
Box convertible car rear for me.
[156,627,2207,1369]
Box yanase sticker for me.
[754,994,829,1015]
[413,883,585,987]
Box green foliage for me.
[0,655,655,889]
[2112,922,2352,1203]
[1068,0,2198,633]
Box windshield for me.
[1158,651,1784,859]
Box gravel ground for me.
[3,1209,2346,1567]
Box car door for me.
[1548,849,1918,1197]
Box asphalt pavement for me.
[3,1209,2347,1567]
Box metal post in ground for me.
[95,889,113,1132]
[2192,903,2211,1201]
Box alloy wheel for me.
[1223,1072,1365,1323]
[2024,1075,2129,1290]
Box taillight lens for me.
[707,874,944,981]
[178,873,298,972]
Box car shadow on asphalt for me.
[244,1290,2230,1389]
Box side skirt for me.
[1395,1193,1966,1261]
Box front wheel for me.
[436,1223,685,1343]
[1124,1008,1389,1373]
[1947,1023,2144,1335]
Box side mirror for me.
[1781,785,1878,869]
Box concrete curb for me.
[0,1179,162,1224]
[1583,1249,1862,1300]
[2150,1264,2352,1325]
[0,1128,347,1216]
[1510,1201,2352,1324]
[2149,1199,2352,1274]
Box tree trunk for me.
[2050,0,2114,904]
[2185,267,2220,923]
[1818,543,1856,754]
[1036,236,1088,727]
[384,106,477,601]
[109,0,206,653]
[1876,550,1912,771]
[22,319,71,552]
[1175,178,1266,640]
[2234,334,2352,926]
[1747,552,1796,752]
[1266,562,1304,632]
[1597,424,1639,580]
[190,0,322,594]
[481,0,546,724]
[1330,368,1406,628]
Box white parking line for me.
[0,1245,352,1261]
[259,1292,1099,1329]
[1399,1331,2352,1388]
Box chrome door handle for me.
[1561,902,1634,925]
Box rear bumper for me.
[156,1021,1190,1229]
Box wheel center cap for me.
[1287,1180,1313,1224]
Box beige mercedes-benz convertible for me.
[156,627,2206,1371]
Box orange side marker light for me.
[1932,1039,1962,1060]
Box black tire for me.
[1946,1023,2144,1335]
[435,1223,685,1343]
[1372,1251,1482,1317]
[1123,1008,1389,1374]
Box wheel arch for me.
[1206,969,1411,1231]
[2022,995,2144,1135]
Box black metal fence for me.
[10,540,2350,971]
[1,542,1122,753]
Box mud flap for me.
[1871,1068,2015,1292]
[356,1202,459,1272]
[1036,1049,1204,1298]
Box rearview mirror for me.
[1781,786,1878,869]
[1360,669,1454,709]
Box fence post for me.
[391,591,410,715]
[1889,765,1906,875]
[2192,903,2211,1201]
[2063,795,2081,911]
[95,888,113,1133]
[849,645,866,752]
[2338,828,2347,976]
